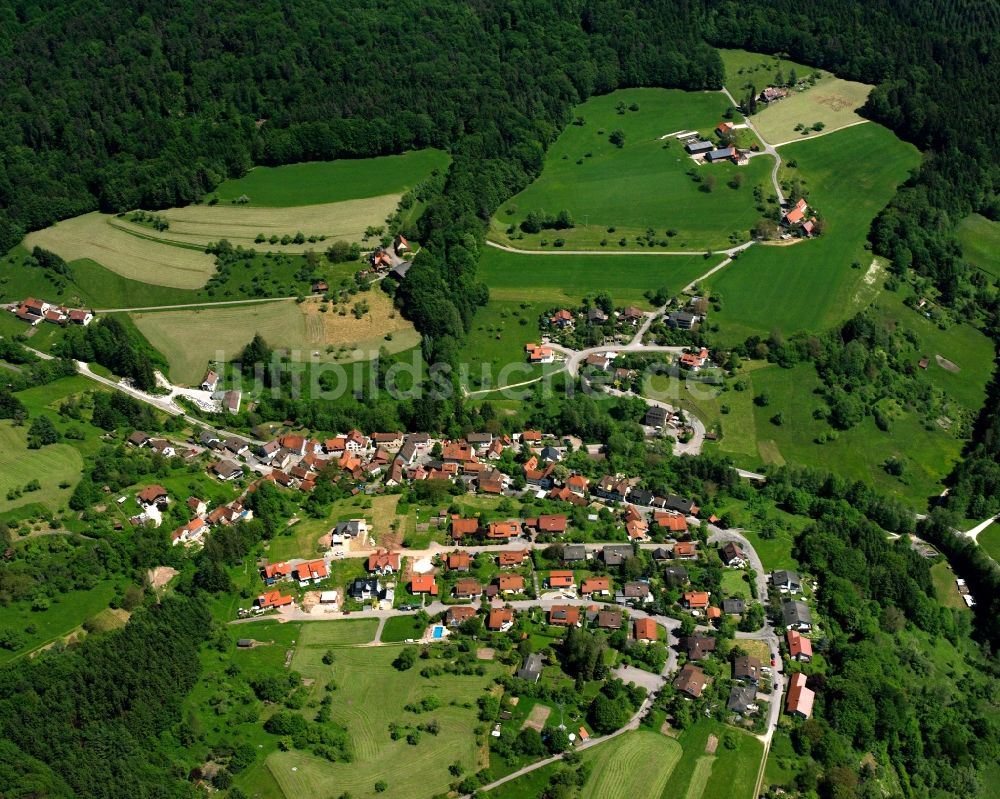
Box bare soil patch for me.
[146,566,179,591]
[705,734,719,754]
[935,355,961,373]
[521,704,552,731]
[660,721,678,737]
[476,647,495,661]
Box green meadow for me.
[213,149,450,207]
[478,246,721,305]
[708,122,920,344]
[956,213,1000,278]
[491,88,769,251]
[718,49,815,100]
[978,522,1000,563]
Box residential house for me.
[772,570,802,593]
[594,475,631,503]
[171,518,207,545]
[187,497,207,517]
[550,309,574,328]
[683,591,710,610]
[539,445,562,463]
[626,519,649,541]
[488,608,515,632]
[224,390,242,414]
[410,575,439,595]
[311,280,329,294]
[517,652,544,683]
[663,494,698,516]
[584,352,614,371]
[201,371,219,392]
[497,574,525,594]
[262,562,294,585]
[67,308,93,326]
[454,578,482,599]
[634,617,658,642]
[678,347,709,371]
[467,432,494,450]
[720,541,747,567]
[333,519,367,544]
[580,576,611,597]
[562,544,588,563]
[685,635,717,661]
[733,655,762,685]
[367,550,401,575]
[602,544,634,567]
[723,598,746,616]
[499,550,527,568]
[655,512,688,535]
[199,430,221,449]
[295,559,329,586]
[533,514,567,535]
[786,673,815,719]
[622,306,644,325]
[128,430,151,447]
[137,485,168,508]
[675,663,708,698]
[255,590,294,611]
[447,605,477,627]
[344,429,369,452]
[442,441,476,464]
[547,570,575,589]
[782,600,813,631]
[451,517,480,541]
[667,310,698,330]
[644,406,668,428]
[371,432,404,450]
[629,488,653,507]
[728,684,758,715]
[663,566,690,587]
[525,343,555,364]
[488,520,520,540]
[587,306,608,324]
[566,474,590,495]
[595,610,623,630]
[447,551,472,572]
[617,582,653,605]
[548,605,581,626]
[351,577,383,602]
[787,630,813,662]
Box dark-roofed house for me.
[706,146,736,162]
[728,684,758,715]
[675,663,708,698]
[602,544,634,567]
[446,605,477,627]
[663,494,696,515]
[562,544,588,563]
[667,310,698,330]
[595,610,623,630]
[644,406,668,428]
[128,430,150,447]
[782,600,813,631]
[685,140,714,155]
[617,581,653,605]
[720,541,746,567]
[733,655,762,685]
[685,635,717,661]
[722,598,746,616]
[664,566,690,587]
[628,488,653,507]
[517,652,544,683]
[772,570,802,593]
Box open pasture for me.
[479,247,721,305]
[263,642,500,799]
[121,194,400,253]
[661,720,763,799]
[708,122,920,344]
[719,49,816,100]
[24,212,217,289]
[131,292,417,384]
[491,88,768,251]
[212,149,450,207]
[755,78,872,144]
[579,730,682,799]
[956,213,1000,278]
[0,422,83,515]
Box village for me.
[123,420,823,737]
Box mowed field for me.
[213,149,450,206]
[478,247,722,305]
[265,636,501,799]
[978,523,1000,564]
[956,213,1000,278]
[131,293,418,384]
[579,731,682,799]
[114,194,401,253]
[708,122,920,344]
[719,48,872,144]
[24,212,217,289]
[490,88,769,251]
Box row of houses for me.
[11,297,93,327]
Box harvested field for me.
[131,293,418,384]
[521,703,552,731]
[24,212,216,289]
[118,194,401,252]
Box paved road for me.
[963,514,999,542]
[720,87,784,204]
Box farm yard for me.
[708,122,920,344]
[211,149,450,207]
[489,88,769,252]
[24,211,218,289]
[130,292,418,385]
[719,49,872,143]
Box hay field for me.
[754,77,872,144]
[131,293,417,384]
[116,193,401,252]
[24,212,216,289]
[579,731,682,799]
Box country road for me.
[94,295,296,313]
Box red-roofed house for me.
[783,198,809,226]
[683,591,710,610]
[367,550,401,575]
[547,570,574,589]
[655,512,688,533]
[296,559,329,585]
[580,576,611,596]
[786,672,815,718]
[451,517,480,540]
[787,629,813,661]
[499,550,527,567]
[411,575,439,595]
[679,347,710,371]
[497,574,525,594]
[488,607,515,631]
[672,541,698,559]
[262,562,294,583]
[550,309,574,328]
[525,343,554,364]
[634,617,658,642]
[447,551,472,571]
[716,121,735,137]
[548,605,581,626]
[488,520,520,539]
[256,590,294,610]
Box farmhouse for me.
[706,146,736,163]
[783,198,809,226]
[675,663,708,698]
[760,86,789,103]
[634,617,658,642]
[685,140,714,155]
[716,121,735,137]
[786,672,815,719]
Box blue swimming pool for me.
[432,626,445,639]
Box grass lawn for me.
[709,122,920,345]
[721,569,752,600]
[0,580,118,664]
[380,615,428,643]
[763,728,799,790]
[956,213,1000,278]
[930,561,971,612]
[295,619,378,647]
[977,522,1000,563]
[212,149,450,207]
[0,421,84,515]
[131,292,416,385]
[261,642,502,799]
[460,299,564,391]
[491,88,768,252]
[749,363,963,508]
[660,719,763,799]
[479,246,721,306]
